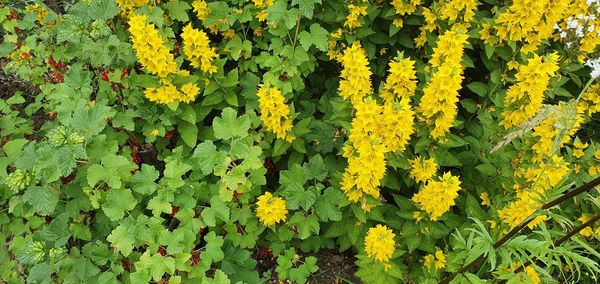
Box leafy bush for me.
[1,0,600,283]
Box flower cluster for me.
[409,157,438,184]
[364,224,395,270]
[554,1,600,56]
[339,43,416,208]
[381,55,417,102]
[390,0,421,28]
[412,172,461,220]
[128,15,177,78]
[192,0,210,21]
[144,79,200,104]
[338,42,372,104]
[257,85,294,141]
[181,24,218,74]
[345,4,368,30]
[481,0,570,53]
[500,54,559,129]
[255,192,288,226]
[423,249,446,270]
[417,29,468,139]
[498,155,569,228]
[340,98,414,204]
[115,0,151,15]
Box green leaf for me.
[88,0,119,20]
[202,232,225,267]
[87,154,133,189]
[202,196,230,227]
[466,82,488,97]
[178,121,198,147]
[213,108,251,140]
[22,186,59,216]
[164,0,191,22]
[288,213,319,239]
[130,164,160,195]
[303,154,326,180]
[314,188,342,221]
[102,188,137,222]
[292,0,322,19]
[192,141,227,176]
[107,225,134,256]
[134,251,176,282]
[298,23,329,51]
[283,183,317,211]
[289,256,319,283]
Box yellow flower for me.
[573,140,589,158]
[480,192,491,207]
[412,172,461,220]
[116,0,151,15]
[128,15,178,78]
[417,30,468,139]
[524,266,541,284]
[499,155,569,228]
[257,85,294,141]
[579,215,594,237]
[181,24,218,74]
[178,83,200,103]
[345,4,368,29]
[424,248,446,270]
[255,192,288,226]
[151,129,160,136]
[25,3,48,24]
[192,0,210,21]
[364,224,395,269]
[253,0,274,9]
[491,0,570,52]
[338,41,372,104]
[500,54,559,128]
[144,79,180,104]
[331,28,343,39]
[381,55,417,102]
[409,157,438,183]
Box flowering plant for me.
[1,0,600,283]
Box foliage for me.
[1,0,600,283]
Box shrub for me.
[1,0,600,283]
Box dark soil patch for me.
[255,247,361,284]
[307,249,361,284]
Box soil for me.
[256,247,361,284]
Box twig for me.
[441,176,600,284]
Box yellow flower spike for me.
[345,4,368,29]
[255,192,288,227]
[417,29,468,139]
[256,85,294,141]
[192,0,210,21]
[181,24,218,74]
[128,15,178,78]
[500,54,559,129]
[412,172,461,221]
[409,157,438,184]
[364,224,395,269]
[338,41,372,104]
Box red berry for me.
[122,262,132,271]
[157,247,167,256]
[101,71,109,82]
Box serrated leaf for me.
[107,225,134,256]
[298,23,328,51]
[102,188,137,221]
[213,108,251,140]
[22,186,59,215]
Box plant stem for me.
[511,213,600,275]
[441,176,600,284]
